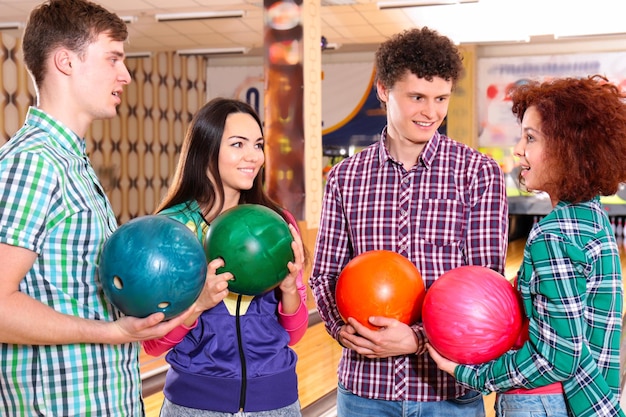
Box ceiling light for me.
[0,22,23,30]
[377,0,476,9]
[454,35,530,45]
[554,30,626,40]
[126,52,152,59]
[323,43,342,51]
[155,11,245,22]
[120,16,138,24]
[176,47,250,56]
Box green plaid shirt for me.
[0,107,143,416]
[456,197,624,417]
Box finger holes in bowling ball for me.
[113,276,124,290]
[157,302,170,309]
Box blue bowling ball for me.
[99,215,207,319]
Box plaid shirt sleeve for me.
[464,154,508,273]
[455,203,624,416]
[309,169,351,341]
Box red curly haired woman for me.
[429,75,626,417]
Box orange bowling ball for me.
[335,250,425,330]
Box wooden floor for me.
[141,237,626,417]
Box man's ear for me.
[53,48,73,76]
[376,79,388,103]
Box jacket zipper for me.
[236,294,247,411]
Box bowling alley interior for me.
[2,0,626,416]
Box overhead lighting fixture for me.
[454,35,530,45]
[120,15,138,24]
[377,0,476,9]
[0,22,23,30]
[323,43,342,51]
[155,10,245,22]
[554,31,626,40]
[126,51,152,59]
[176,47,250,56]
[321,36,341,51]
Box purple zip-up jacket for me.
[143,201,308,412]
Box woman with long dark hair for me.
[144,97,308,417]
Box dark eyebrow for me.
[228,135,264,142]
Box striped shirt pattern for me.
[0,107,143,416]
[309,130,508,401]
[456,198,624,417]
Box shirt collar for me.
[555,195,602,209]
[420,130,441,169]
[25,106,87,158]
[378,126,441,169]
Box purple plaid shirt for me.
[309,129,508,402]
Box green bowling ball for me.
[205,204,294,296]
[99,215,207,319]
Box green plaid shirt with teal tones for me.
[456,197,624,417]
[0,107,143,416]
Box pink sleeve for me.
[141,319,198,357]
[278,273,309,346]
[278,210,309,346]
